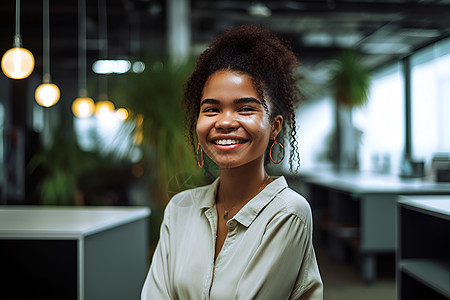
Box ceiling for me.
[1,0,450,90]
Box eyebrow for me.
[200,97,262,106]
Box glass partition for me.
[354,63,405,174]
[411,38,450,173]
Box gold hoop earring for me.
[269,140,285,164]
[197,144,204,168]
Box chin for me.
[214,160,241,170]
[214,157,263,170]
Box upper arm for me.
[141,205,173,300]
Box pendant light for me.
[116,108,129,121]
[72,96,95,118]
[94,0,114,119]
[35,0,60,107]
[1,0,35,79]
[72,0,95,118]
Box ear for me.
[270,115,283,140]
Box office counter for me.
[0,206,151,300]
[295,170,450,283]
[397,196,450,300]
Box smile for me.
[213,139,247,145]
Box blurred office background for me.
[1,1,450,299]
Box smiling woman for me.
[196,70,282,171]
[183,26,301,173]
[141,25,323,300]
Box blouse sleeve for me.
[141,205,173,300]
[235,208,323,300]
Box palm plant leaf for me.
[331,50,370,107]
[110,57,206,204]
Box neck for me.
[217,159,268,208]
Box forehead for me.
[200,70,274,116]
[202,70,258,98]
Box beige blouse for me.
[141,176,323,300]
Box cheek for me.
[196,117,213,141]
[239,115,271,139]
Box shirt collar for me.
[196,176,288,227]
[233,176,288,227]
[196,177,220,212]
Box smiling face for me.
[196,69,282,170]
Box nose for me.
[215,111,239,131]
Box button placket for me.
[215,218,239,269]
[203,207,218,300]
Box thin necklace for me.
[222,175,270,220]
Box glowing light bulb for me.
[116,108,129,121]
[72,97,95,118]
[1,47,35,79]
[95,100,115,118]
[35,83,60,107]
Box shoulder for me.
[169,185,204,206]
[161,183,215,226]
[167,179,217,210]
[271,186,312,223]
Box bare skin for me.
[196,70,283,259]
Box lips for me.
[214,139,246,145]
[209,136,249,151]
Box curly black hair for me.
[182,24,301,172]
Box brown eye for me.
[203,107,219,113]
[239,106,257,113]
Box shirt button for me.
[227,220,237,229]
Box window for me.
[73,111,139,161]
[354,63,405,174]
[411,38,450,170]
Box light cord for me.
[13,0,22,47]
[43,0,50,80]
[78,0,87,97]
[98,0,108,98]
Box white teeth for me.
[215,139,241,145]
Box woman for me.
[141,25,323,300]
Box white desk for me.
[294,170,450,283]
[0,206,151,300]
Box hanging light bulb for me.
[72,95,95,118]
[116,108,129,121]
[72,0,94,117]
[95,99,115,118]
[35,0,60,107]
[94,0,114,119]
[1,0,35,79]
[35,75,60,107]
[35,83,60,107]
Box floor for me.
[315,245,397,300]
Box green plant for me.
[328,50,371,170]
[27,121,101,205]
[331,50,370,107]
[109,56,206,205]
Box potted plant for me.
[329,50,371,171]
